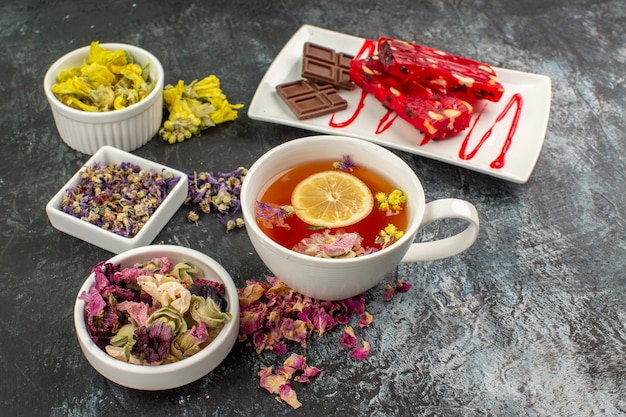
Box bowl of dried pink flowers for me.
[73,245,240,390]
[43,41,164,154]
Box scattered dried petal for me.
[396,280,412,292]
[384,284,395,301]
[340,326,358,348]
[238,277,364,355]
[278,383,302,409]
[357,311,374,328]
[184,167,247,230]
[259,368,287,394]
[350,340,371,361]
[283,353,307,371]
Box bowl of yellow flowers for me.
[43,42,164,154]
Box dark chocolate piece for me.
[301,42,355,90]
[276,79,347,120]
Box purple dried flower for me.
[131,321,174,364]
[190,282,228,312]
[60,162,180,238]
[332,154,358,171]
[184,167,247,229]
[255,202,295,229]
[189,321,209,344]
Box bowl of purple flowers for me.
[45,146,188,254]
[73,245,240,390]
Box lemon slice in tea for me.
[291,170,374,228]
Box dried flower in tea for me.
[375,189,407,213]
[332,154,358,171]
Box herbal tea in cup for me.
[256,158,409,257]
[241,135,479,301]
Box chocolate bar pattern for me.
[276,79,348,120]
[301,42,355,90]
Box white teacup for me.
[241,135,479,300]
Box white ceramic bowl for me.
[43,43,164,154]
[45,146,188,254]
[74,245,240,390]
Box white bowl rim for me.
[73,245,240,376]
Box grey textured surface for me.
[1,0,624,416]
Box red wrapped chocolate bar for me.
[378,37,505,102]
[349,55,474,141]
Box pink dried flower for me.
[292,230,364,258]
[357,311,373,328]
[259,367,287,394]
[278,383,302,409]
[188,321,209,344]
[278,319,308,347]
[238,278,365,355]
[383,284,395,301]
[272,341,287,356]
[116,300,153,327]
[276,365,297,379]
[340,326,358,348]
[308,305,336,337]
[396,280,412,292]
[258,354,320,409]
[237,281,267,307]
[283,353,306,370]
[131,321,174,365]
[302,364,321,378]
[350,340,371,361]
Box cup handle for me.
[401,198,480,263]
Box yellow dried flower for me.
[50,41,155,112]
[375,189,407,212]
[159,75,243,144]
[375,223,404,249]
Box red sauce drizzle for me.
[327,38,524,171]
[375,109,398,134]
[459,93,523,169]
[355,39,376,59]
[329,90,368,128]
[328,39,376,129]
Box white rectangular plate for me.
[248,25,551,184]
